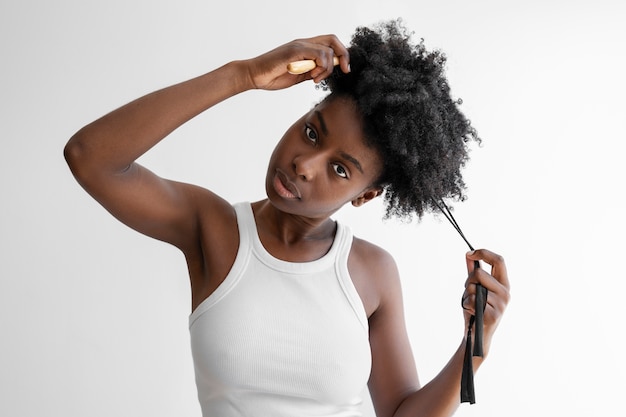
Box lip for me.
[273,169,301,199]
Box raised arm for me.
[63,35,350,251]
[64,62,250,250]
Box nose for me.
[293,151,323,181]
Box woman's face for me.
[266,96,383,220]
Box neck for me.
[252,199,336,245]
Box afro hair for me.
[320,18,480,220]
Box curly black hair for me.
[320,18,480,220]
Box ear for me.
[351,186,383,207]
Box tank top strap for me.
[333,220,369,331]
[189,202,254,325]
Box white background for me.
[1,0,625,416]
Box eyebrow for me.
[314,110,329,136]
[341,152,363,173]
[314,109,364,174]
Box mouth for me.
[273,169,301,200]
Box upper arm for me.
[351,242,420,417]
[66,149,223,251]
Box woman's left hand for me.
[461,249,510,355]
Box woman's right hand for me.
[243,34,351,90]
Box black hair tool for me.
[433,199,488,405]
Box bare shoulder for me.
[191,185,238,229]
[147,179,238,254]
[184,184,239,255]
[349,237,398,277]
[183,186,241,310]
[348,236,402,318]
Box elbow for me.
[64,129,132,190]
[64,129,106,187]
[64,131,88,178]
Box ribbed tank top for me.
[189,202,372,417]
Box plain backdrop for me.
[1,0,625,416]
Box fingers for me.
[249,34,350,90]
[466,248,510,290]
[461,283,507,319]
[326,35,351,74]
[462,249,510,320]
[293,34,350,82]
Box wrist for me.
[226,59,258,93]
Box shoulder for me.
[168,183,238,253]
[348,236,402,318]
[349,237,398,277]
[194,189,239,250]
[185,189,241,309]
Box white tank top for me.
[189,202,372,417]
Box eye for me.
[332,163,348,179]
[305,126,318,143]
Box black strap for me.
[473,282,488,357]
[461,316,476,403]
[433,199,487,404]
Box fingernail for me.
[466,250,475,256]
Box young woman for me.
[64,19,510,417]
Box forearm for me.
[393,340,485,417]
[65,60,252,174]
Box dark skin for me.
[65,34,510,417]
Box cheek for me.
[268,138,290,166]
[273,127,302,156]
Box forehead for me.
[312,96,362,135]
